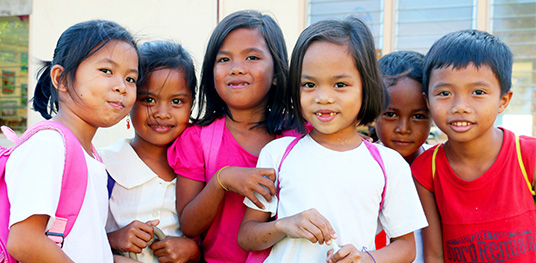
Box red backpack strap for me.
[28,121,88,247]
[362,139,387,214]
[200,117,226,178]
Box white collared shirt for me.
[99,139,181,263]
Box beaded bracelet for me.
[361,246,376,263]
[217,166,230,191]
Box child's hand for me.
[150,236,200,263]
[276,208,336,245]
[218,166,276,209]
[326,244,365,263]
[108,219,160,253]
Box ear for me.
[498,90,513,114]
[50,65,68,92]
[272,76,277,86]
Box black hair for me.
[289,16,387,133]
[196,10,290,135]
[378,51,424,88]
[423,29,513,96]
[33,20,138,119]
[138,40,197,117]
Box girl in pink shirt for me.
[167,10,294,263]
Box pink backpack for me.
[0,120,92,263]
[200,119,387,262]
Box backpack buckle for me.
[45,232,65,248]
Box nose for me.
[113,77,127,95]
[229,61,245,75]
[313,87,335,104]
[153,103,171,120]
[450,94,472,114]
[395,118,410,134]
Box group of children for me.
[1,8,534,263]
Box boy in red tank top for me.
[411,30,536,263]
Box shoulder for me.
[264,136,299,150]
[98,138,131,164]
[370,143,407,167]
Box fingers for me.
[326,245,361,263]
[146,219,160,226]
[281,209,336,245]
[220,167,277,206]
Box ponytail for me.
[32,61,59,120]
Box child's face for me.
[375,77,432,161]
[213,28,274,111]
[131,68,192,147]
[426,63,512,144]
[300,41,362,141]
[69,40,138,127]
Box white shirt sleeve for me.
[243,138,293,217]
[378,147,428,238]
[6,130,65,231]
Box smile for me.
[450,121,473,127]
[315,112,336,116]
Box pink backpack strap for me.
[200,117,226,178]
[362,139,387,214]
[26,120,88,247]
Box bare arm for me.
[415,179,444,263]
[7,215,74,263]
[176,167,277,238]
[238,207,336,252]
[327,232,416,263]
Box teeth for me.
[316,112,336,116]
[452,121,471,127]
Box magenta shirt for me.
[168,118,300,263]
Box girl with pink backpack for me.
[2,20,138,263]
[237,17,428,263]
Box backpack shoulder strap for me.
[362,139,387,214]
[200,117,226,177]
[28,121,88,247]
[432,144,441,180]
[515,136,535,196]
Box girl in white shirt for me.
[99,40,200,263]
[237,17,428,263]
[6,20,138,263]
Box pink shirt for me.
[168,117,299,263]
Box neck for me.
[130,136,168,160]
[309,124,362,152]
[443,127,504,164]
[405,146,425,164]
[226,104,266,130]
[52,112,97,157]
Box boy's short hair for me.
[423,29,513,96]
[378,51,424,88]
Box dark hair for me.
[33,20,138,119]
[196,10,290,135]
[138,40,197,117]
[423,29,513,96]
[289,16,387,133]
[378,51,424,88]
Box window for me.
[0,16,29,132]
[308,0,383,52]
[394,0,475,54]
[490,0,536,135]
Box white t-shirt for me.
[6,130,113,263]
[99,139,181,263]
[244,135,428,263]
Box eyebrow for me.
[218,47,266,56]
[301,74,352,81]
[137,90,190,97]
[99,58,139,75]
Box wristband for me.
[217,166,230,191]
[361,246,376,263]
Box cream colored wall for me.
[26,0,305,148]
